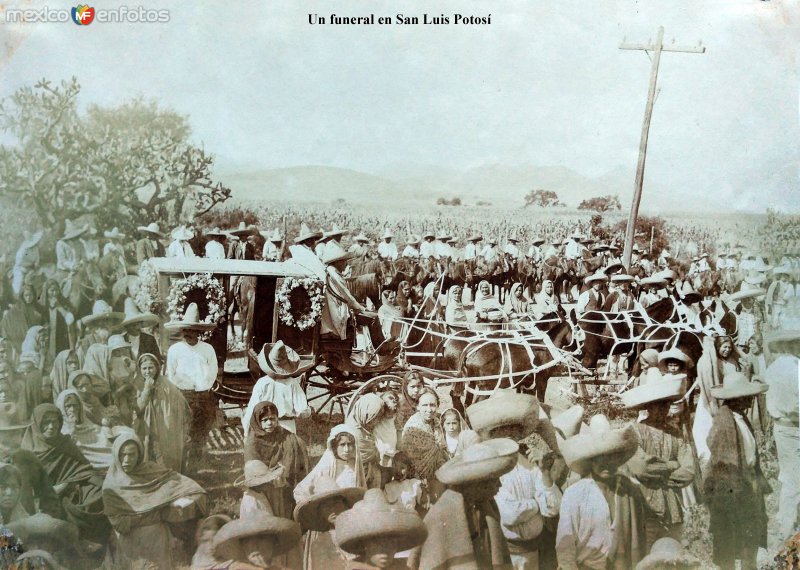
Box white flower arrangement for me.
[276,277,325,331]
[167,273,226,339]
[135,260,163,315]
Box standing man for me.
[204,228,227,259]
[165,302,218,471]
[575,273,607,315]
[119,298,161,362]
[261,229,283,262]
[167,226,196,258]
[135,222,165,265]
[377,229,398,261]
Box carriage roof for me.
[147,257,313,278]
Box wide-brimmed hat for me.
[196,514,233,543]
[422,230,435,240]
[234,460,286,489]
[120,298,159,328]
[584,272,608,285]
[711,371,768,400]
[772,264,792,277]
[293,476,366,532]
[324,225,346,239]
[206,227,228,238]
[570,230,583,239]
[137,222,164,238]
[765,331,800,356]
[658,348,692,366]
[653,269,676,282]
[381,228,395,240]
[434,229,451,241]
[171,226,194,241]
[107,335,131,352]
[62,219,87,240]
[468,233,483,242]
[611,274,635,283]
[640,276,667,287]
[164,302,216,332]
[488,237,498,245]
[81,300,124,328]
[435,438,518,486]
[635,537,701,570]
[550,405,584,441]
[334,489,427,555]
[621,369,687,409]
[531,237,545,246]
[507,231,519,242]
[466,389,540,438]
[592,243,610,252]
[691,256,700,262]
[103,227,126,240]
[660,250,671,258]
[352,232,369,243]
[0,402,29,431]
[212,510,301,561]
[750,257,773,273]
[679,283,702,306]
[743,272,767,286]
[294,223,323,244]
[728,288,766,303]
[322,242,357,265]
[257,340,302,377]
[604,262,624,275]
[229,222,258,238]
[406,234,421,245]
[560,414,639,477]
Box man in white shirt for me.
[56,220,87,273]
[401,235,421,259]
[165,302,218,470]
[697,253,711,273]
[527,238,545,264]
[348,233,371,258]
[377,229,398,260]
[261,229,283,261]
[433,230,452,261]
[289,223,326,279]
[166,226,196,258]
[503,232,520,261]
[464,234,482,262]
[575,273,608,315]
[564,233,584,261]
[204,228,227,259]
[419,232,437,259]
[482,238,500,264]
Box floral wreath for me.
[135,260,163,315]
[167,273,226,339]
[276,277,325,330]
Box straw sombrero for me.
[20,230,44,249]
[81,300,124,328]
[212,511,301,561]
[640,276,666,287]
[333,489,427,555]
[507,231,519,242]
[465,389,540,438]
[584,272,608,285]
[560,414,639,477]
[6,512,80,554]
[422,230,435,240]
[119,298,159,328]
[744,273,767,286]
[710,371,768,400]
[205,227,228,238]
[765,331,800,356]
[635,537,701,570]
[164,302,216,332]
[531,237,545,246]
[658,348,693,367]
[435,229,451,241]
[294,223,323,244]
[468,233,484,242]
[103,227,126,240]
[324,225,346,239]
[728,288,766,303]
[322,242,356,265]
[62,219,87,240]
[611,274,635,283]
[435,438,519,486]
[621,371,687,409]
[653,269,676,282]
[353,233,369,243]
[550,405,584,442]
[137,222,164,238]
[406,234,421,246]
[381,228,395,240]
[293,476,365,532]
[257,341,307,378]
[229,222,257,238]
[604,262,625,275]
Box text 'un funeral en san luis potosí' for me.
[308,13,492,25]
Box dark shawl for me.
[396,374,421,431]
[243,401,309,518]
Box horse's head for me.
[646,297,679,323]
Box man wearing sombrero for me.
[164,302,218,469]
[118,298,160,362]
[289,223,326,279]
[377,228,398,261]
[203,228,227,260]
[135,222,165,265]
[575,272,607,316]
[260,229,283,262]
[166,225,196,258]
[464,233,483,263]
[401,235,421,259]
[419,231,436,259]
[557,414,647,569]
[55,219,87,274]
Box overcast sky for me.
[0,0,797,213]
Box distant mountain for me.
[220,163,683,213]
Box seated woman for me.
[103,433,207,569]
[400,389,450,500]
[473,280,508,324]
[20,403,110,544]
[444,285,469,328]
[504,283,533,321]
[243,401,309,519]
[49,349,81,400]
[532,280,560,320]
[345,394,387,489]
[378,290,405,341]
[294,424,366,503]
[55,388,113,472]
[135,353,190,472]
[68,370,107,426]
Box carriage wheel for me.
[344,374,405,419]
[304,368,362,421]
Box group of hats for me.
[82,299,159,330]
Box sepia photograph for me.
[0,1,798,568]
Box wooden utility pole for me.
[619,27,705,270]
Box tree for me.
[612,215,669,255]
[578,194,622,212]
[524,189,561,208]
[0,78,231,231]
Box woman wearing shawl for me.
[444,285,469,327]
[56,388,113,471]
[38,280,73,366]
[396,280,415,317]
[345,394,386,489]
[440,407,467,458]
[103,432,207,569]
[243,400,309,518]
[474,280,508,323]
[49,349,80,401]
[373,390,400,466]
[0,282,43,350]
[135,353,190,472]
[16,326,48,414]
[377,290,404,340]
[82,342,112,402]
[532,280,560,320]
[504,282,532,321]
[401,389,450,488]
[20,403,110,544]
[294,424,366,503]
[69,370,107,426]
[396,372,425,433]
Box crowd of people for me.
[0,211,797,570]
